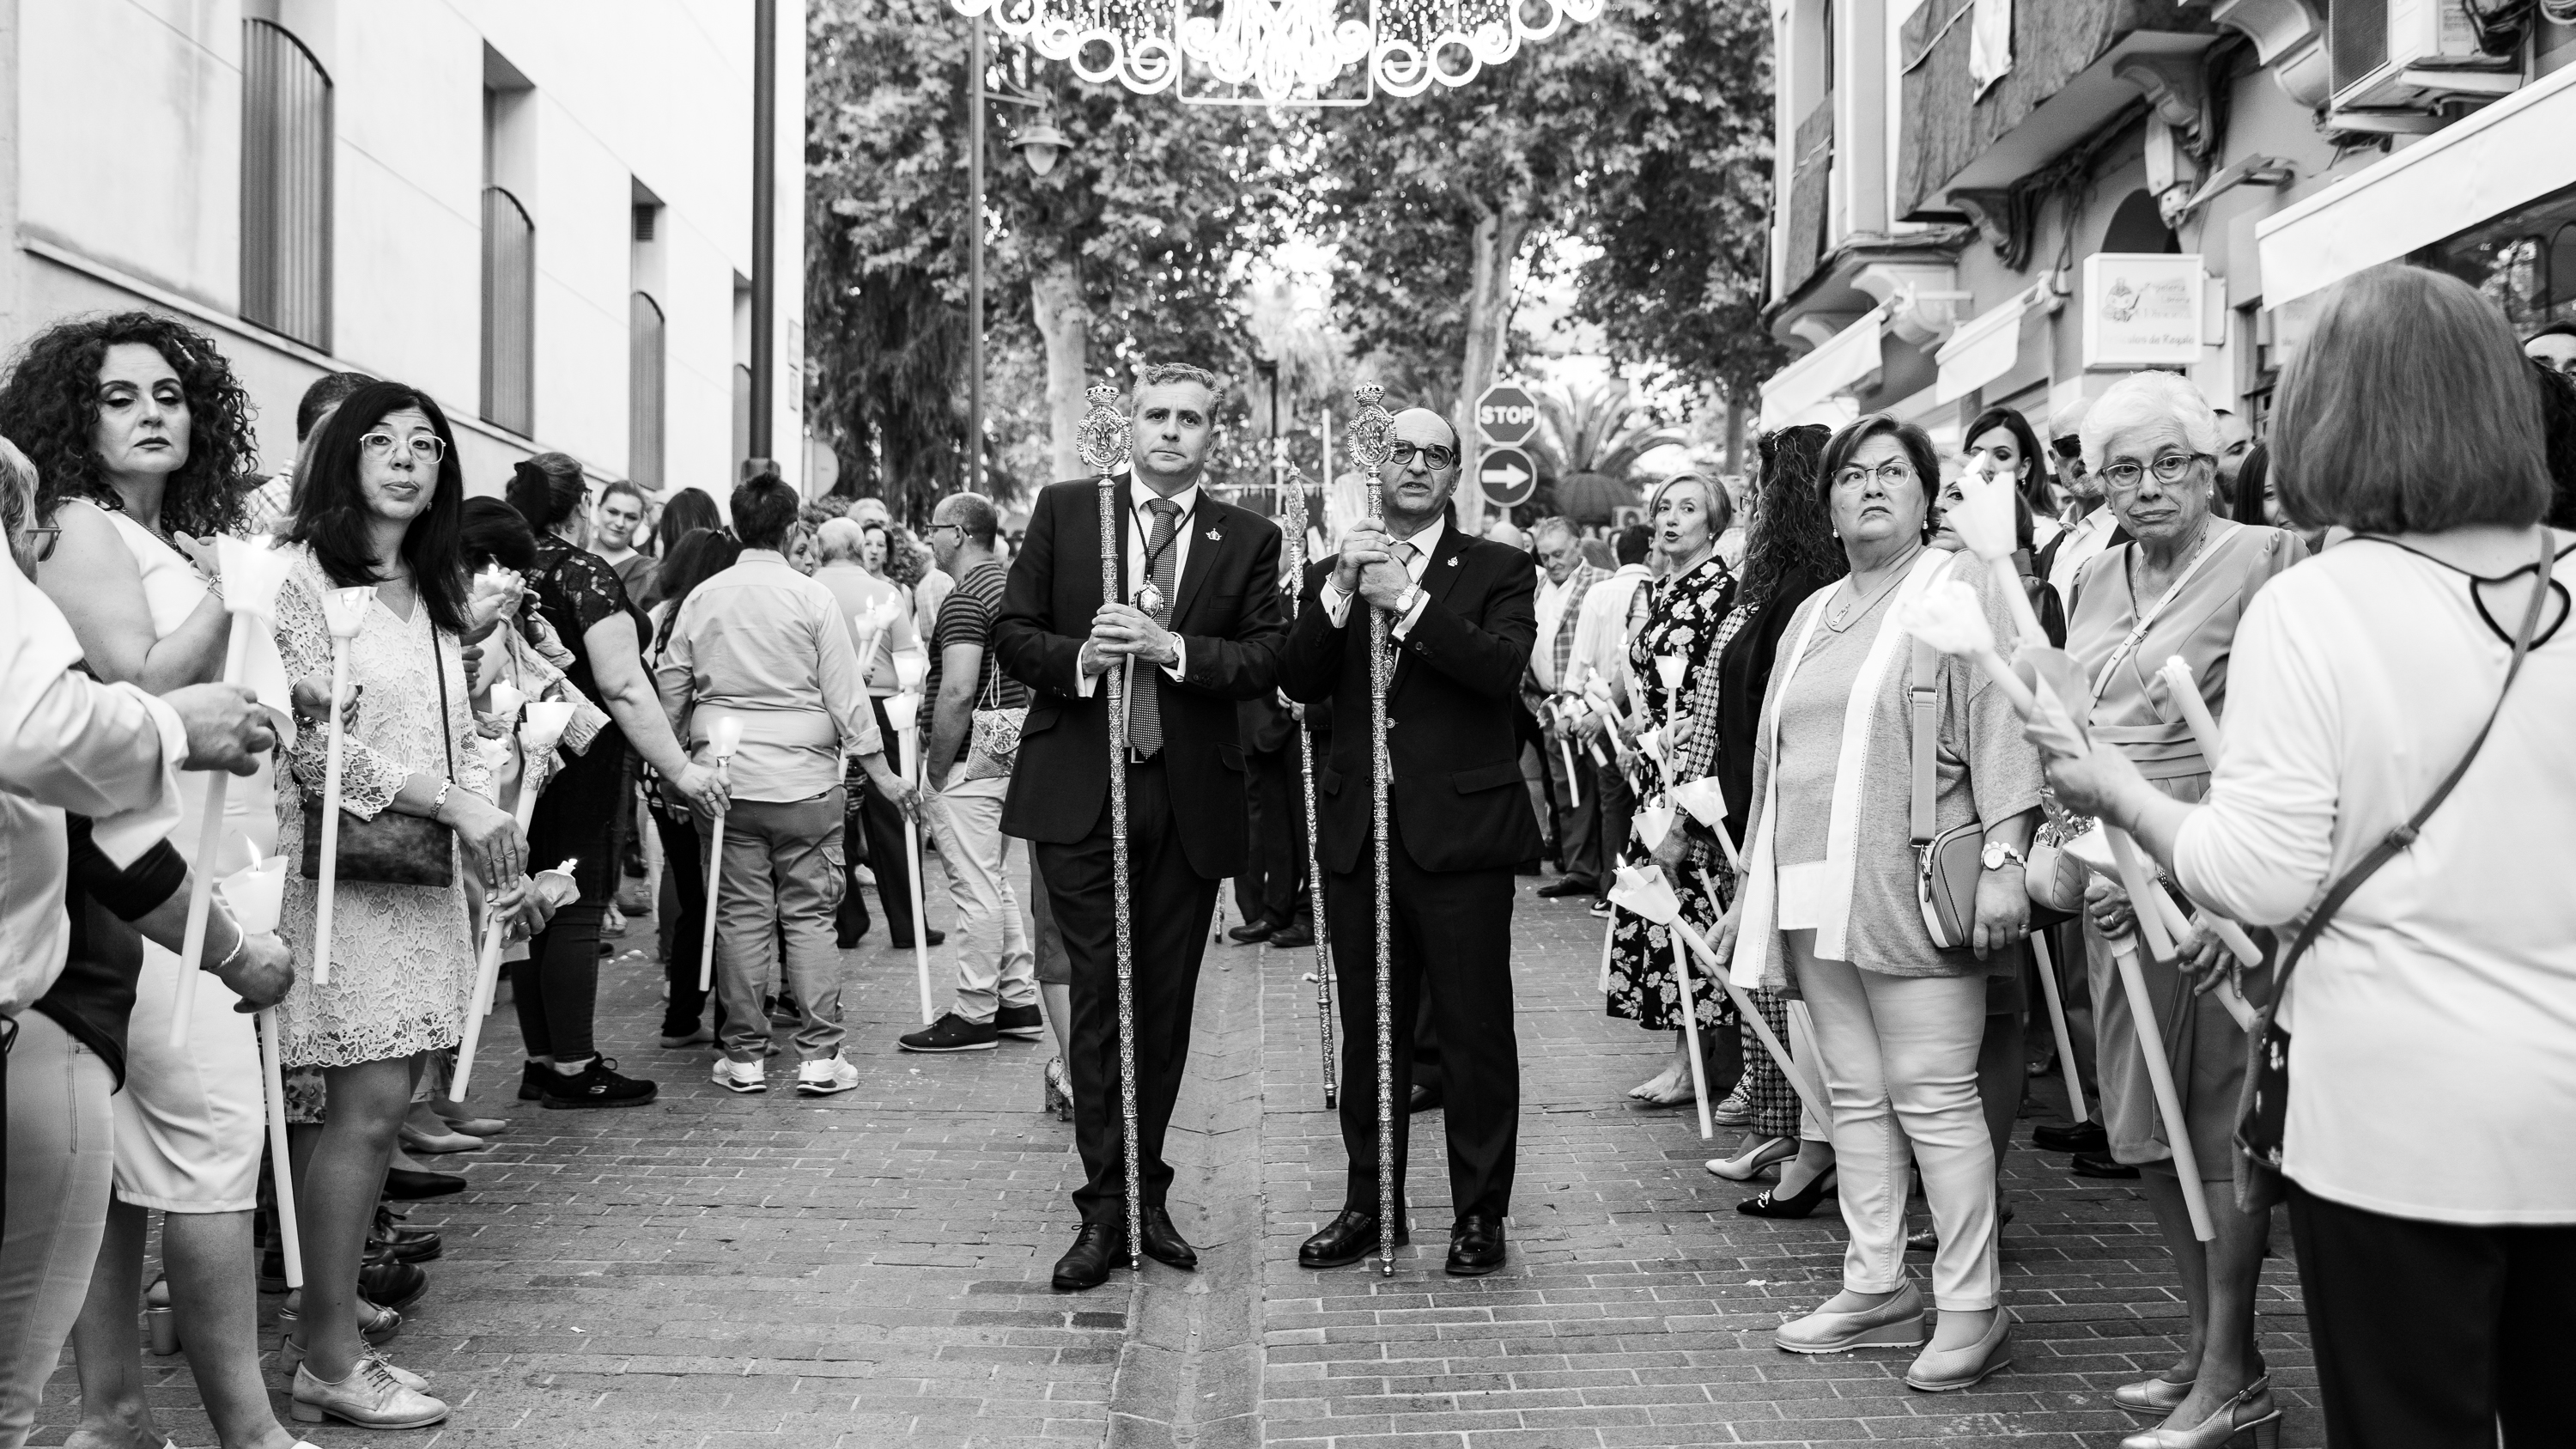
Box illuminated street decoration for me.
[948,0,1601,104]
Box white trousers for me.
[923,776,1035,1023]
[1795,943,2000,1312]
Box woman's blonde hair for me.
[1644,472,1734,535]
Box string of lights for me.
[947,0,1602,104]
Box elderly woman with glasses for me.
[2044,369,2303,1446]
[1712,412,2043,1393]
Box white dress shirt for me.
[2046,504,2119,603]
[2,563,188,1014]
[1562,563,1652,702]
[1320,512,1443,638]
[1072,472,1200,694]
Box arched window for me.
[481,186,535,435]
[240,19,333,349]
[629,292,666,490]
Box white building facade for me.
[1759,0,2576,457]
[0,0,807,499]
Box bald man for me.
[1278,407,1544,1277]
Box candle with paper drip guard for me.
[1667,776,1741,872]
[171,538,297,1050]
[1604,863,1715,1139]
[1905,581,2216,1242]
[305,586,374,989]
[1936,466,2054,654]
[882,684,937,1025]
[1613,865,1832,1123]
[214,854,308,1290]
[696,716,744,995]
[452,701,577,1099]
[1649,654,1688,785]
[2147,656,2263,1028]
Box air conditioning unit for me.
[2328,0,2518,114]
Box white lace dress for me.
[269,548,489,1068]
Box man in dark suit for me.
[993,362,1287,1291]
[1227,691,1309,946]
[1278,406,1544,1277]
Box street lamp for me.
[966,15,1076,496]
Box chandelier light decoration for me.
[950,0,1603,105]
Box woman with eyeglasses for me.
[0,314,323,1449]
[2040,369,2303,1445]
[1601,473,1737,1106]
[264,382,543,1428]
[1710,412,2043,1392]
[500,454,724,1113]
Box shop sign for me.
[2083,253,2203,368]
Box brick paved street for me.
[28,866,2323,1447]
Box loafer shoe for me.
[1774,1282,1927,1354]
[1298,1209,1404,1269]
[1905,1307,2013,1392]
[290,1359,448,1429]
[993,1004,1047,1040]
[900,1012,999,1053]
[2034,1119,2109,1154]
[1139,1208,1197,1270]
[1052,1222,1125,1292]
[1445,1214,1506,1275]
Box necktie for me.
[1127,497,1181,758]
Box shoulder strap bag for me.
[2231,534,2555,1210]
[1911,637,2075,949]
[956,642,1027,784]
[301,618,459,887]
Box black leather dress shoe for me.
[1052,1223,1124,1292]
[1140,1208,1198,1270]
[382,1167,465,1201]
[1446,1214,1507,1276]
[1226,918,1278,944]
[1298,1209,1404,1269]
[1535,878,1595,898]
[1268,922,1315,950]
[357,1259,429,1312]
[2034,1119,2109,1154]
[2070,1150,2141,1179]
[1408,1083,1443,1113]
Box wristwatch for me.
[1980,839,2026,873]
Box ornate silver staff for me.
[1076,381,1145,1273]
[1346,382,1399,1277]
[1276,465,1337,1108]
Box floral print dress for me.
[1605,553,1737,1032]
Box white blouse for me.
[2173,536,2576,1224]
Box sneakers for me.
[900,1012,1000,1052]
[290,1358,449,1429]
[994,1003,1047,1040]
[535,1056,659,1110]
[1710,1081,1756,1127]
[795,1054,861,1096]
[517,1059,549,1101]
[712,1057,768,1093]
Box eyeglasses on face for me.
[1832,460,1917,490]
[2098,451,2208,492]
[1387,441,1458,470]
[360,432,447,464]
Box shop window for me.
[240,19,333,350]
[481,187,535,435]
[2416,179,2576,334]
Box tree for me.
[806,0,1294,514]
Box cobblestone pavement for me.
[28,866,2322,1448]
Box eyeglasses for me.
[23,526,60,563]
[927,522,965,539]
[1387,441,1458,470]
[1832,461,1917,490]
[360,432,447,464]
[2097,451,2208,492]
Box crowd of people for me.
[2,259,2570,1449]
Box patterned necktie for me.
[1381,540,1417,666]
[1127,497,1182,758]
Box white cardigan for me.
[2174,536,2576,1224]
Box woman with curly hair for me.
[0,314,317,1449]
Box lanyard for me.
[1133,490,1198,607]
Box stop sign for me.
[1474,381,1540,447]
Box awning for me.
[2257,62,2576,308]
[1759,305,1889,432]
[1933,283,2045,405]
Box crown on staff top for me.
[1077,379,1133,475]
[1346,381,1395,471]
[1085,381,1120,409]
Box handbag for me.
[301,623,458,887]
[2231,535,2555,1209]
[954,657,1026,784]
[1909,639,2074,949]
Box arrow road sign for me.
[1475,381,1539,447]
[1478,446,1537,509]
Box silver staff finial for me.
[1347,382,1394,474]
[1078,381,1132,477]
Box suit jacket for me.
[995,478,1286,879]
[1277,526,1546,876]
